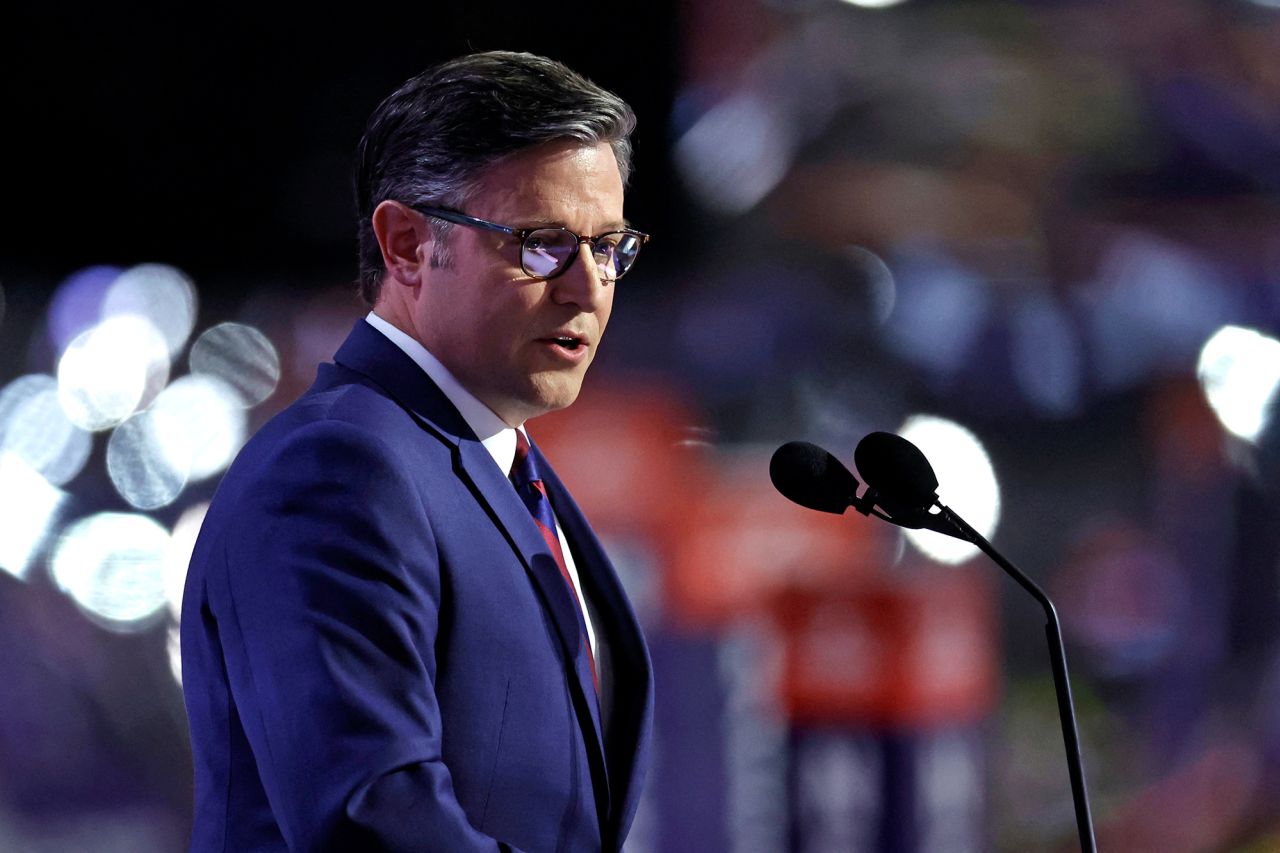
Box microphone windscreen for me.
[769,441,857,514]
[854,432,939,511]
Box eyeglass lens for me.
[522,230,642,280]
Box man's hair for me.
[353,51,637,306]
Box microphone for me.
[850,431,958,535]
[769,432,1098,852]
[854,431,939,514]
[769,439,953,534]
[768,441,858,514]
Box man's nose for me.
[549,242,608,311]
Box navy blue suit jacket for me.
[181,320,653,852]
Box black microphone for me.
[854,431,939,514]
[768,441,858,515]
[769,439,941,530]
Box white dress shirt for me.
[364,312,600,664]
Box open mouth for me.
[549,336,583,351]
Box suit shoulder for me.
[194,401,436,573]
[279,367,421,433]
[213,383,441,512]
[242,366,443,457]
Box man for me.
[181,51,653,852]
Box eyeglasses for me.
[411,205,649,282]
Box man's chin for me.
[519,376,585,420]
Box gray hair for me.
[353,51,636,306]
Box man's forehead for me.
[467,141,625,222]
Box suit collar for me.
[363,313,514,441]
[350,317,530,475]
[333,319,474,446]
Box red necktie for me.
[510,431,599,692]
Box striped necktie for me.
[510,431,599,692]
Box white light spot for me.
[50,512,170,630]
[103,263,198,358]
[167,502,208,622]
[168,622,183,687]
[899,415,1000,565]
[57,315,171,431]
[106,409,190,509]
[150,375,247,480]
[0,453,67,579]
[189,322,280,407]
[1197,325,1280,443]
[841,0,909,6]
[0,374,92,485]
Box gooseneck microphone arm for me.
[851,429,1096,853]
[931,503,1096,853]
[770,437,1097,852]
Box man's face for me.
[410,140,624,426]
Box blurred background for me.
[3,0,1280,850]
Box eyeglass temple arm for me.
[410,205,516,236]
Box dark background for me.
[0,6,682,285]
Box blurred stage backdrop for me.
[4,1,1280,850]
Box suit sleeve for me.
[206,419,525,852]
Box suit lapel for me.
[331,321,612,819]
[536,444,654,847]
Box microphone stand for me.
[855,493,1098,852]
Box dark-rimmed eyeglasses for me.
[410,205,650,282]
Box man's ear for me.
[371,200,432,288]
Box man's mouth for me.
[543,333,586,351]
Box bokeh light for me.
[165,502,208,688]
[168,623,183,687]
[839,0,910,6]
[167,502,208,622]
[149,375,248,480]
[1010,294,1083,418]
[49,512,171,631]
[0,453,67,580]
[1197,325,1280,444]
[882,251,992,375]
[189,322,280,407]
[0,374,92,485]
[898,415,1000,565]
[102,263,199,358]
[1089,235,1236,391]
[675,91,795,214]
[56,315,170,431]
[47,265,120,354]
[845,246,897,326]
[106,409,189,509]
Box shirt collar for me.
[365,311,525,475]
